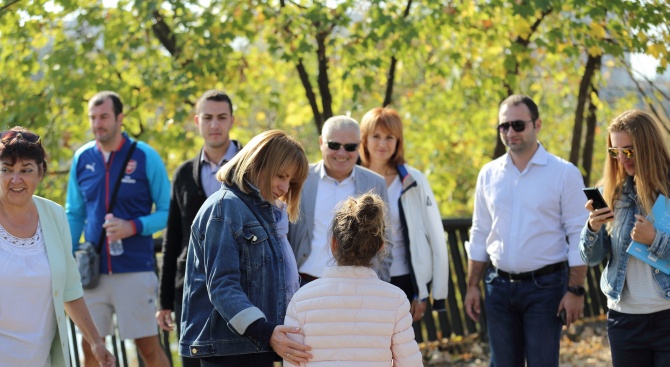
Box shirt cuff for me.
[465,241,490,262]
[131,219,142,236]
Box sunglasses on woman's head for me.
[497,120,533,133]
[0,131,41,144]
[608,147,634,159]
[327,141,359,152]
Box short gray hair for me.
[321,115,360,140]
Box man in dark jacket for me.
[156,90,242,367]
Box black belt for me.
[493,262,565,281]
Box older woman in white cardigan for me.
[0,127,114,367]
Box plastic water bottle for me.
[105,214,124,256]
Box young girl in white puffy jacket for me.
[283,192,423,367]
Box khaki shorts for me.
[83,272,159,340]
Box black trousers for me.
[199,352,276,367]
[608,308,670,367]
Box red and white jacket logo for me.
[125,160,137,174]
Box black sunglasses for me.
[0,130,41,144]
[327,141,359,152]
[497,120,534,133]
[608,147,634,159]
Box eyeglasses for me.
[497,120,534,133]
[0,131,41,144]
[608,147,634,159]
[327,141,359,152]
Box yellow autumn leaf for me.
[513,17,532,40]
[647,43,665,58]
[556,42,566,53]
[588,21,606,39]
[461,72,476,88]
[587,45,603,57]
[256,111,267,121]
[31,34,48,49]
[637,31,648,44]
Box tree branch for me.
[0,0,20,13]
[152,10,181,59]
[621,57,670,135]
[383,0,413,107]
[279,1,325,133]
[515,7,552,47]
[494,6,552,159]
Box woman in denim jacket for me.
[180,130,313,367]
[580,110,670,366]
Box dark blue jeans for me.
[608,308,670,366]
[198,352,276,367]
[484,266,567,367]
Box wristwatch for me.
[567,286,586,296]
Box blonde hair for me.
[331,192,388,266]
[603,110,670,219]
[359,107,406,167]
[216,130,308,221]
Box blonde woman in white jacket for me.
[283,193,422,367]
[359,107,449,321]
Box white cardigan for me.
[284,266,423,367]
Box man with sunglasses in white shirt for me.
[288,115,391,284]
[465,94,589,367]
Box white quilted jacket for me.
[284,266,423,367]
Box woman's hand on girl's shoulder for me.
[270,326,312,365]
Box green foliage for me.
[1,0,669,218]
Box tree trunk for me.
[583,84,599,186]
[316,30,333,125]
[383,56,398,107]
[570,54,600,166]
[296,59,323,133]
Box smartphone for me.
[583,187,608,210]
[559,309,567,326]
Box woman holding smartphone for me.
[580,110,670,366]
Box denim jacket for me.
[180,181,286,358]
[580,176,670,304]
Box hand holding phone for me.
[583,187,614,232]
[583,187,608,210]
[559,309,567,326]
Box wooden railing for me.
[68,219,609,365]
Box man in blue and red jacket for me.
[66,91,171,367]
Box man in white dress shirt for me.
[464,94,589,367]
[288,116,390,284]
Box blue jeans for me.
[608,309,670,366]
[198,352,276,367]
[484,266,567,367]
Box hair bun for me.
[330,192,388,267]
